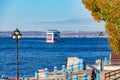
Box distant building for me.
[46,30,60,43]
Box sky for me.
[0,0,105,31]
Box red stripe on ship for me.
[46,38,52,40]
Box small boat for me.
[46,30,60,43]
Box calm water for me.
[0,38,110,77]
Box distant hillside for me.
[0,31,107,38]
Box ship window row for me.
[54,34,59,37]
[47,34,52,37]
[47,34,60,37]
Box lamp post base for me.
[100,58,103,71]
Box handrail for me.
[38,61,94,72]
[111,59,120,64]
[104,69,120,80]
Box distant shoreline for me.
[0,36,108,38]
[0,31,108,38]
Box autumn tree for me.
[82,0,120,54]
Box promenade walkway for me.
[100,70,110,80]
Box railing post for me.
[109,57,111,64]
[83,74,88,80]
[66,71,72,80]
[83,61,86,70]
[104,73,106,80]
[54,66,58,76]
[74,75,78,80]
[65,72,69,80]
[35,71,38,79]
[78,60,81,71]
[62,65,66,75]
[79,59,84,70]
[115,70,116,77]
[69,72,73,80]
[119,69,120,75]
[104,57,108,65]
[45,68,49,78]
[96,70,100,80]
[23,77,28,80]
[70,64,74,73]
[104,57,106,65]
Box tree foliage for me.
[82,0,120,54]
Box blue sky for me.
[0,0,105,31]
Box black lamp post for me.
[99,32,104,71]
[12,28,22,80]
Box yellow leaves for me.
[106,23,117,37]
[106,23,120,53]
[106,23,120,40]
[82,0,120,53]
[97,0,108,10]
[92,12,101,22]
[108,38,120,54]
[114,9,120,19]
[83,0,120,22]
[82,0,99,12]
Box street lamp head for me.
[12,28,22,41]
[15,28,20,35]
[18,33,22,39]
[99,32,104,38]
[12,33,17,39]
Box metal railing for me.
[104,69,120,80]
[37,71,91,80]
[36,61,92,80]
[102,58,120,65]
[111,59,120,65]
